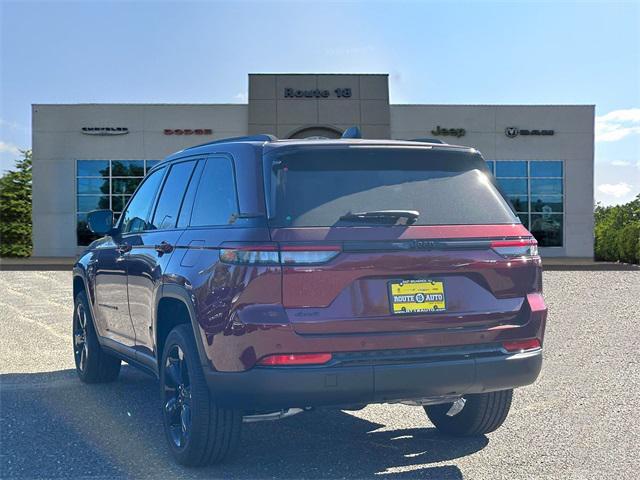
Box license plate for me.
[389,279,446,314]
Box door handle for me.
[155,241,174,255]
[116,244,132,255]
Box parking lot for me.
[1,269,638,479]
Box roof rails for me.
[409,138,447,144]
[182,134,277,151]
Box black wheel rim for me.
[73,303,89,372]
[163,345,192,448]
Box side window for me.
[150,160,196,230]
[190,157,238,227]
[120,168,165,234]
[177,160,204,228]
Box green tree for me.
[594,194,640,264]
[0,149,32,257]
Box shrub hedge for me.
[594,194,640,264]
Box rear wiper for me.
[338,210,420,225]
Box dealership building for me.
[31,73,595,259]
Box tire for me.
[73,291,121,383]
[160,324,242,466]
[424,389,513,436]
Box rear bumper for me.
[205,347,542,410]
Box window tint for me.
[151,161,196,230]
[190,157,238,227]
[266,148,517,227]
[177,161,204,228]
[120,168,165,234]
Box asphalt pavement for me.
[1,269,639,479]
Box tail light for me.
[490,238,538,258]
[257,353,333,366]
[279,245,340,265]
[220,243,340,265]
[502,338,541,352]
[219,244,279,265]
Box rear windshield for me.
[264,146,518,227]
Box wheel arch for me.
[73,274,86,299]
[155,285,210,369]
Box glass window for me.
[497,178,528,195]
[516,213,529,229]
[112,178,143,196]
[111,195,131,214]
[77,178,109,195]
[76,159,162,245]
[485,160,495,174]
[531,195,563,213]
[77,196,110,212]
[506,195,529,213]
[111,160,144,177]
[190,157,238,227]
[266,149,517,227]
[120,168,165,234]
[491,160,564,247]
[531,161,562,177]
[177,161,204,228]
[146,160,160,171]
[151,161,197,230]
[496,161,527,177]
[77,160,109,177]
[531,178,563,195]
[530,214,563,247]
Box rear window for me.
[265,146,518,227]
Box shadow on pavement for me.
[1,366,488,479]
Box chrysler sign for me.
[81,127,129,135]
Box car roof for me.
[160,135,477,165]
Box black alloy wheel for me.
[163,344,192,448]
[73,301,89,373]
[72,290,121,383]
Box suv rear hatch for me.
[263,143,541,335]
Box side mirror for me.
[87,209,114,235]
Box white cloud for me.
[597,182,633,198]
[0,141,21,156]
[611,160,631,166]
[233,92,248,103]
[595,108,640,142]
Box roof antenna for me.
[342,126,361,139]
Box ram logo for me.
[505,127,519,138]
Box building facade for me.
[32,73,595,258]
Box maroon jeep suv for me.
[73,134,547,466]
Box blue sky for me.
[1,0,638,205]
